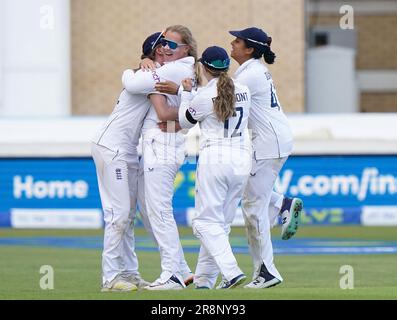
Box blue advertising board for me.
[1,155,397,227]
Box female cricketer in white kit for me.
[91,32,167,292]
[178,46,251,289]
[229,27,303,289]
[122,25,198,290]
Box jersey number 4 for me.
[271,83,280,109]
[224,107,243,138]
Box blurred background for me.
[1,0,397,229]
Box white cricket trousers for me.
[142,135,189,285]
[242,157,288,281]
[91,143,145,286]
[137,156,192,280]
[192,145,251,288]
[269,191,284,228]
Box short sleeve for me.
[179,90,212,129]
[185,94,212,122]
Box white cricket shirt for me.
[179,78,251,151]
[123,56,195,143]
[234,58,293,159]
[92,74,151,164]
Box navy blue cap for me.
[199,46,230,70]
[142,32,163,56]
[229,27,270,51]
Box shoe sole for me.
[122,279,151,290]
[264,278,282,288]
[144,286,184,291]
[282,198,303,240]
[244,278,282,289]
[101,287,138,292]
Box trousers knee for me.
[191,221,201,238]
[111,214,130,232]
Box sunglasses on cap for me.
[160,38,188,50]
[151,30,166,51]
[246,37,268,47]
[202,58,230,70]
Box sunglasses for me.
[203,58,230,69]
[160,38,188,50]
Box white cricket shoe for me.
[121,274,151,289]
[215,277,228,290]
[144,275,184,291]
[101,277,138,292]
[216,274,246,289]
[244,276,281,289]
[280,197,303,240]
[244,263,282,289]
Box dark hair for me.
[140,52,155,60]
[244,37,276,64]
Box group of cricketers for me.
[91,24,303,291]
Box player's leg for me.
[194,244,219,289]
[242,158,287,287]
[120,163,138,275]
[137,154,192,286]
[269,191,303,239]
[222,148,251,226]
[192,152,245,287]
[192,155,223,289]
[192,220,244,286]
[268,191,284,228]
[120,162,150,289]
[91,143,137,292]
[214,153,250,289]
[241,159,267,279]
[279,195,303,240]
[137,157,153,233]
[143,139,185,289]
[177,243,194,286]
[173,145,194,285]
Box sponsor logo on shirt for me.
[188,107,197,116]
[115,169,122,180]
[151,70,160,83]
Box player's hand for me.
[140,58,156,71]
[158,121,182,133]
[181,78,192,92]
[155,81,179,95]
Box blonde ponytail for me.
[206,67,236,122]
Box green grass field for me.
[0,226,397,300]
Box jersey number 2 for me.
[224,107,243,138]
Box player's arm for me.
[178,79,206,129]
[140,58,157,71]
[178,94,196,129]
[158,120,182,133]
[122,68,160,95]
[149,93,178,122]
[123,63,181,96]
[155,81,180,95]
